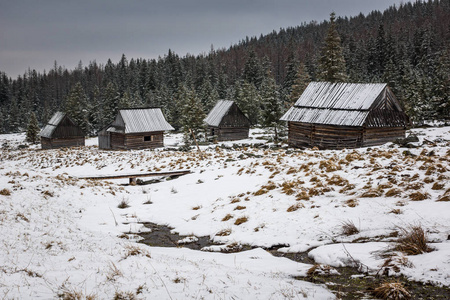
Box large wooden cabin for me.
[280,82,410,149]
[98,108,174,150]
[40,112,85,149]
[204,100,251,141]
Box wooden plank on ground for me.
[72,170,191,180]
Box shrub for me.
[394,225,434,255]
[372,281,411,300]
[341,220,359,236]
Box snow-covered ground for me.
[0,127,449,299]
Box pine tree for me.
[234,81,261,125]
[65,82,90,134]
[103,82,119,123]
[260,73,283,142]
[289,62,311,105]
[179,87,206,144]
[243,50,264,88]
[317,12,348,82]
[26,111,40,144]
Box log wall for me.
[362,127,406,147]
[110,132,164,150]
[41,137,85,149]
[216,127,249,141]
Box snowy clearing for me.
[0,127,449,299]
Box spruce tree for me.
[65,82,90,135]
[234,81,261,125]
[289,62,311,105]
[261,73,283,142]
[179,87,205,144]
[26,111,40,144]
[317,12,348,82]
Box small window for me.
[144,136,153,142]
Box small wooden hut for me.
[98,108,174,150]
[280,82,409,149]
[204,100,251,141]
[40,112,85,149]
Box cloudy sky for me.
[1,0,402,78]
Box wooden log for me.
[73,170,191,181]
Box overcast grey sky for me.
[1,0,403,78]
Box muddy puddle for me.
[136,222,450,300]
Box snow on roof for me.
[204,100,234,127]
[118,108,174,133]
[281,82,387,126]
[39,111,66,138]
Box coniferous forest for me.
[0,0,449,136]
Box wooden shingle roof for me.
[107,108,174,134]
[281,82,406,127]
[204,100,235,127]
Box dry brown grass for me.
[373,280,411,300]
[234,205,246,210]
[234,216,248,225]
[341,220,360,236]
[394,225,434,255]
[390,208,403,215]
[295,190,310,201]
[327,175,349,186]
[123,244,151,259]
[385,188,403,197]
[221,214,233,221]
[113,291,136,300]
[0,188,11,196]
[216,228,232,236]
[306,264,338,277]
[361,188,383,198]
[408,191,429,201]
[431,182,445,190]
[437,189,450,202]
[287,202,305,212]
[345,199,359,208]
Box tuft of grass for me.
[390,208,403,215]
[361,188,383,198]
[295,190,310,201]
[221,214,233,221]
[113,291,136,300]
[234,216,248,226]
[341,220,360,236]
[234,205,246,210]
[117,198,130,209]
[372,280,411,300]
[0,188,11,196]
[408,191,429,201]
[431,182,445,190]
[306,264,339,277]
[123,244,151,259]
[192,205,202,210]
[287,202,304,212]
[394,225,434,255]
[216,228,232,236]
[385,188,402,197]
[345,199,359,208]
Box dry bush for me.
[385,188,403,197]
[373,280,411,300]
[408,191,429,201]
[394,225,434,255]
[221,214,233,221]
[0,188,11,196]
[234,216,248,225]
[345,199,359,208]
[216,228,232,236]
[341,220,360,236]
[306,264,339,277]
[287,202,305,212]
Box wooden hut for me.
[280,82,409,149]
[98,108,174,150]
[40,112,85,149]
[204,100,251,141]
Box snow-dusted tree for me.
[26,111,40,144]
[179,86,205,144]
[234,81,261,125]
[103,82,119,123]
[198,78,219,113]
[317,12,348,82]
[289,62,311,105]
[243,50,264,89]
[261,73,283,142]
[65,82,90,134]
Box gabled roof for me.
[281,82,394,127]
[204,100,234,127]
[108,108,174,133]
[39,111,85,138]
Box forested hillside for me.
[0,0,449,135]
